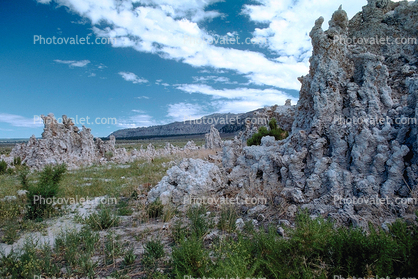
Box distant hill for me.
[110,109,264,139]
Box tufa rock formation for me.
[205,125,223,149]
[227,1,418,227]
[147,158,224,209]
[8,114,206,169]
[10,114,118,169]
[149,1,418,227]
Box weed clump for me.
[84,206,120,230]
[218,205,238,233]
[147,198,164,219]
[187,205,211,239]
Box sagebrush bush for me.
[247,118,288,146]
[23,164,67,221]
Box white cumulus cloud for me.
[54,59,91,67]
[176,84,297,113]
[0,113,44,128]
[167,102,207,122]
[119,72,148,84]
[117,113,158,128]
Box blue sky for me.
[0,0,387,138]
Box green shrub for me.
[1,221,20,244]
[117,199,133,216]
[143,239,165,265]
[386,217,418,276]
[123,248,136,266]
[105,151,113,160]
[0,237,60,278]
[55,226,100,273]
[142,238,165,275]
[172,218,189,244]
[172,235,211,277]
[24,164,67,221]
[187,205,210,239]
[18,166,30,189]
[0,160,7,175]
[211,235,261,278]
[247,118,289,146]
[104,231,124,264]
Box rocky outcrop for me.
[205,125,223,149]
[147,158,224,208]
[10,114,117,169]
[221,1,418,227]
[7,114,217,169]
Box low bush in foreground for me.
[171,210,418,279]
[22,164,67,221]
[1,207,417,278]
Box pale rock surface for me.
[147,158,224,208]
[183,140,199,151]
[0,155,13,165]
[205,125,223,149]
[9,114,114,170]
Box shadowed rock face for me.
[222,1,418,227]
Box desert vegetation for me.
[247,118,289,146]
[0,143,417,278]
[2,1,418,278]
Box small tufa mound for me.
[147,158,224,209]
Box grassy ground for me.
[0,141,417,278]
